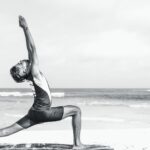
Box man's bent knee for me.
[74,106,81,115]
[62,105,81,119]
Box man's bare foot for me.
[72,144,87,149]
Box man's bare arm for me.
[19,16,40,77]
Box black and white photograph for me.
[0,0,150,150]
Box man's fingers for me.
[19,15,23,20]
[19,15,25,21]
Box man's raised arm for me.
[19,16,40,77]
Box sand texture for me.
[0,143,114,150]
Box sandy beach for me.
[0,128,150,150]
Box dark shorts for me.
[16,106,64,129]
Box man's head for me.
[10,59,31,83]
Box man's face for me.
[16,61,28,77]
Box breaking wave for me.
[0,92,32,97]
[0,91,65,98]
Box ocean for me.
[1,88,150,106]
[0,88,150,130]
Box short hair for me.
[10,59,30,83]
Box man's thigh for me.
[62,105,80,119]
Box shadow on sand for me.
[0,143,114,150]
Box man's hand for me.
[19,15,28,29]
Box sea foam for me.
[129,104,150,108]
[0,92,33,97]
[51,92,65,98]
[0,91,65,98]
[83,117,124,122]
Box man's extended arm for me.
[19,16,40,77]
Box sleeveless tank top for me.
[31,74,52,111]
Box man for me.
[0,16,83,149]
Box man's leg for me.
[0,115,35,137]
[62,105,83,147]
[0,123,24,137]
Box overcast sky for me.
[0,0,150,88]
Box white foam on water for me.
[0,92,33,97]
[129,104,150,108]
[83,117,125,122]
[77,101,113,106]
[0,91,65,98]
[51,92,65,98]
